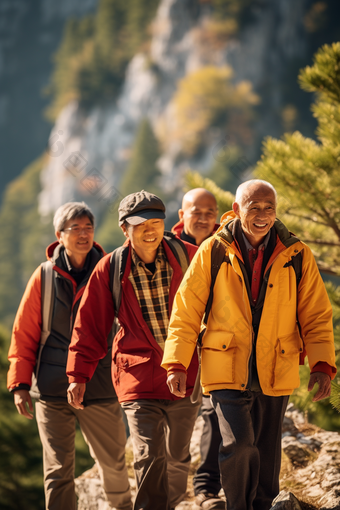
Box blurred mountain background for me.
[1,1,340,508]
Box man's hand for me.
[14,390,34,419]
[308,372,331,402]
[167,372,187,398]
[67,382,86,410]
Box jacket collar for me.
[216,210,301,253]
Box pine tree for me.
[120,118,161,196]
[96,118,162,252]
[255,42,340,421]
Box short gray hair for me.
[53,202,95,232]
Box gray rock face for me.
[39,0,311,217]
[76,404,340,510]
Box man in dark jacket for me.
[172,188,224,510]
[67,191,200,510]
[8,202,131,510]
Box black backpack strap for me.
[163,230,190,275]
[203,240,230,326]
[197,240,230,346]
[109,246,129,337]
[283,249,303,332]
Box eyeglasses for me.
[61,226,94,235]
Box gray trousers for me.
[35,399,132,510]
[122,397,200,510]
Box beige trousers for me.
[35,399,132,510]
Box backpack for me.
[190,240,303,403]
[109,231,190,334]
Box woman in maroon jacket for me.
[67,191,199,510]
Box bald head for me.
[233,179,277,249]
[235,180,277,208]
[179,188,218,246]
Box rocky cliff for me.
[38,0,321,218]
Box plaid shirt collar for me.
[130,243,165,270]
[129,242,173,350]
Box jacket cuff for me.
[9,383,30,393]
[311,362,333,378]
[67,376,88,384]
[167,364,187,376]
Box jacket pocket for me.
[114,350,153,393]
[201,331,235,386]
[272,331,303,391]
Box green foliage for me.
[0,325,44,509]
[46,0,160,119]
[185,171,234,218]
[95,210,126,254]
[120,118,161,196]
[330,381,340,413]
[0,156,54,328]
[256,42,340,276]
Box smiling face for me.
[121,218,165,263]
[179,189,218,246]
[56,214,94,267]
[233,184,276,248]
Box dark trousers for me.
[122,397,200,510]
[193,395,222,496]
[210,390,289,510]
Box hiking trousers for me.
[35,399,132,510]
[193,394,222,496]
[210,389,289,510]
[122,397,200,510]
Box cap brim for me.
[124,210,166,226]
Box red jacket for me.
[171,220,220,244]
[7,241,110,404]
[67,238,198,403]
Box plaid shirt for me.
[128,244,173,350]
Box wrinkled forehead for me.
[241,186,276,207]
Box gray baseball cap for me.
[118,190,166,226]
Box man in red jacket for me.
[172,188,224,510]
[67,191,200,510]
[7,202,131,510]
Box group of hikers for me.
[7,180,336,510]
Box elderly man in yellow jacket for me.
[162,179,336,510]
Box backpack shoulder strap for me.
[203,239,230,327]
[163,230,190,275]
[40,261,55,346]
[36,261,55,378]
[109,246,129,320]
[291,250,303,288]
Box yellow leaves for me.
[161,65,259,156]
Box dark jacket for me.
[8,241,116,405]
[171,220,220,245]
[67,238,199,403]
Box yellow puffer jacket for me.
[162,213,336,396]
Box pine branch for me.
[302,239,340,247]
[284,213,329,227]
